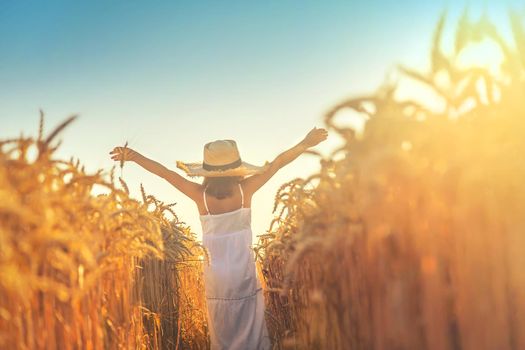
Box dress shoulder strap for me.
[203,187,210,215]
[238,183,244,208]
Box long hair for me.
[202,176,243,200]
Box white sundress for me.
[200,184,271,350]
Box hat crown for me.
[203,140,241,166]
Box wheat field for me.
[256,12,525,350]
[0,115,208,349]
[2,11,525,350]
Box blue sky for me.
[1,0,522,240]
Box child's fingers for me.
[109,147,123,155]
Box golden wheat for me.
[0,115,208,349]
[3,10,525,350]
[257,11,525,350]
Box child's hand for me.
[301,127,328,148]
[109,146,139,162]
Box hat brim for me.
[176,160,270,178]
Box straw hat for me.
[177,140,269,177]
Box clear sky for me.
[1,0,521,241]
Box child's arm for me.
[242,127,328,195]
[110,147,202,200]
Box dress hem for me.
[207,287,262,301]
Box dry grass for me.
[0,115,208,349]
[256,11,525,350]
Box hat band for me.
[202,158,242,171]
